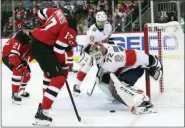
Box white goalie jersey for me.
[98,44,145,73]
[80,43,148,74]
[100,44,126,72]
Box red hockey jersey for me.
[2,30,33,67]
[32,8,77,55]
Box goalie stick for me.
[87,82,96,96]
[87,67,101,97]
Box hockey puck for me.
[110,110,115,113]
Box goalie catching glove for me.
[147,55,163,80]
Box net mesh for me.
[145,21,184,107]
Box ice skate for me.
[69,67,78,73]
[33,103,52,126]
[131,100,157,115]
[12,92,22,105]
[20,91,30,97]
[73,84,81,96]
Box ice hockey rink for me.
[2,62,184,127]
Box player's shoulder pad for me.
[89,24,97,32]
[89,24,96,30]
[15,30,30,45]
[105,21,112,28]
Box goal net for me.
[144,21,184,107]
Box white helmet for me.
[95,11,107,28]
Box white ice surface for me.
[2,63,184,127]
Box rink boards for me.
[1,31,183,62]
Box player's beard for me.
[96,21,105,29]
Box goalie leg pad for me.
[110,73,145,107]
[110,73,156,114]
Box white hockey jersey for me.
[86,21,112,44]
[101,44,126,73]
[100,43,147,73]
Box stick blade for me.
[87,91,92,96]
[78,116,81,122]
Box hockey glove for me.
[148,55,163,80]
[16,63,30,76]
[21,59,31,73]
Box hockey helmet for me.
[72,5,88,20]
[96,11,107,28]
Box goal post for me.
[144,21,184,107]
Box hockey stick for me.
[18,56,31,96]
[65,80,81,122]
[18,71,28,96]
[86,67,101,97]
[17,74,25,97]
[87,82,96,97]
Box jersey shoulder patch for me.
[92,26,97,32]
[89,24,97,32]
[89,35,95,42]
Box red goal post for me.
[144,21,184,107]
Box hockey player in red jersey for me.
[30,6,88,126]
[37,6,78,73]
[2,30,33,104]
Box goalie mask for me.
[89,43,107,64]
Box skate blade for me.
[69,69,78,74]
[20,95,30,98]
[32,119,51,126]
[73,92,80,97]
[12,100,21,105]
[134,107,157,115]
[69,72,78,75]
[20,94,30,98]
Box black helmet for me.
[15,30,31,45]
[72,5,88,19]
[59,6,78,32]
